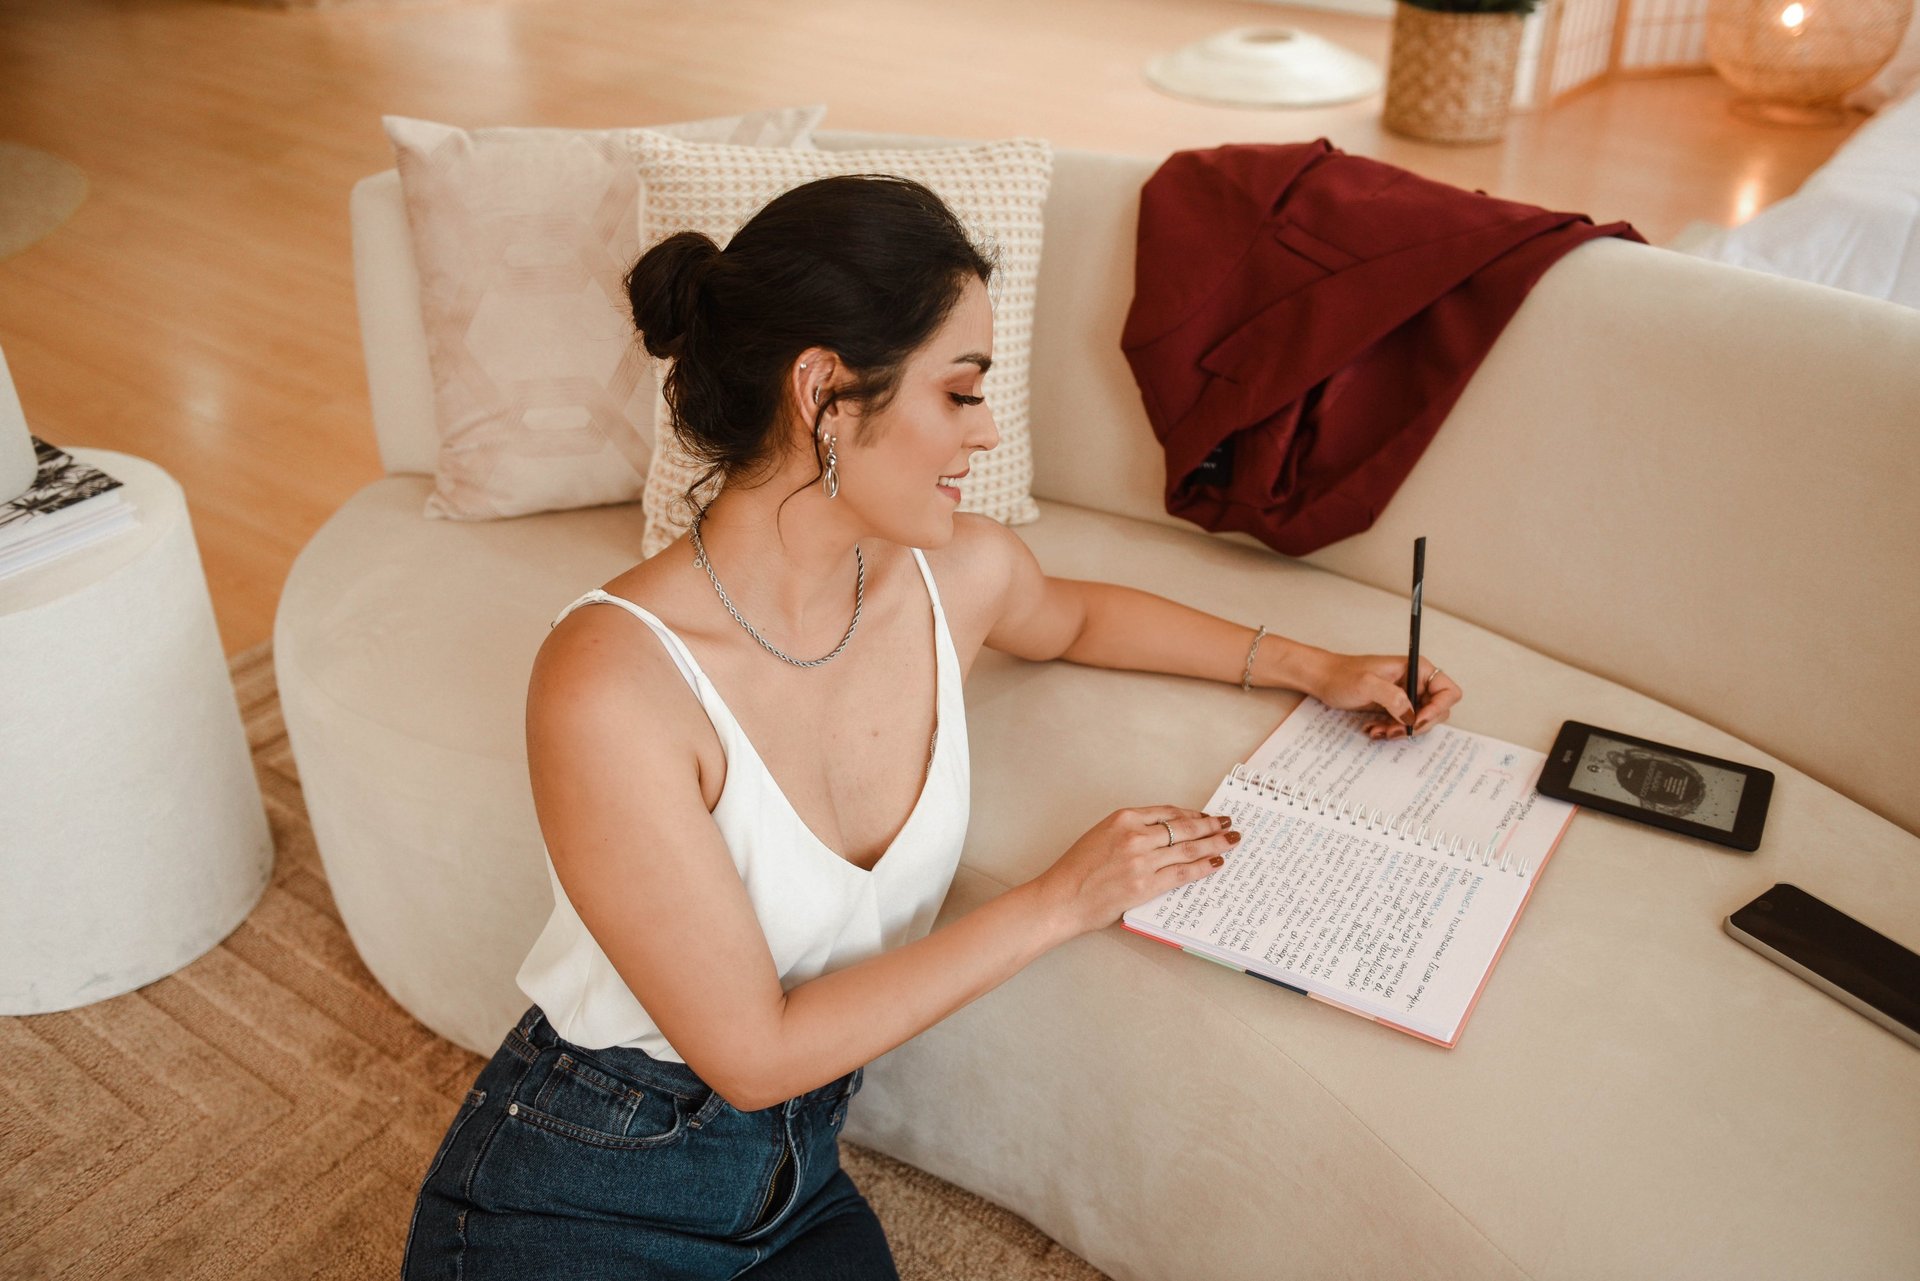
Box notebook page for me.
[1244,698,1575,871]
[1123,774,1533,1043]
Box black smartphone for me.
[1535,720,1773,850]
[1725,883,1920,1050]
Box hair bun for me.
[625,230,722,361]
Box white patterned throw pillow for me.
[628,130,1053,559]
[385,106,826,521]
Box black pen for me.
[1406,536,1425,733]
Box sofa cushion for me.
[627,130,1053,559]
[384,107,826,523]
[275,479,1920,1278]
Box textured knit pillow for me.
[385,107,827,521]
[628,130,1053,558]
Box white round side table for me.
[0,447,273,1013]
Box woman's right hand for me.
[1030,806,1240,940]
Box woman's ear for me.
[791,349,839,419]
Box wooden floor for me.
[0,0,1866,657]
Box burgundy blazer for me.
[1120,138,1647,556]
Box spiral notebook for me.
[1122,698,1578,1048]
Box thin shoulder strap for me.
[909,546,947,619]
[550,590,703,696]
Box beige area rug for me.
[0,143,88,260]
[0,641,1107,1280]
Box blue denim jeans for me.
[403,1004,898,1280]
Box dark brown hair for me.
[624,173,996,528]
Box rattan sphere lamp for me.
[1706,0,1914,125]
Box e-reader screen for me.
[1565,730,1747,833]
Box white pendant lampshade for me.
[1146,25,1384,109]
[0,344,38,504]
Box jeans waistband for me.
[509,1004,860,1109]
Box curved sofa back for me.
[350,129,1920,835]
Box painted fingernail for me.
[1210,856,1224,867]
[1227,831,1242,843]
[1217,814,1232,828]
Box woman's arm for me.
[1057,579,1329,693]
[967,515,1462,736]
[530,621,1094,1113]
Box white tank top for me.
[514,546,971,1061]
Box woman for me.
[403,173,1461,1279]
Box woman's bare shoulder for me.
[922,513,1027,641]
[530,567,708,750]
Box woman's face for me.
[832,274,999,548]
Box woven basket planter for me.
[1382,2,1526,144]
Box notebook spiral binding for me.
[1227,764,1533,878]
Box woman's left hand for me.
[1307,651,1463,740]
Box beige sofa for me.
[277,130,1920,1279]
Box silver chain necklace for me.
[690,503,863,667]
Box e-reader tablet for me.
[1536,720,1773,851]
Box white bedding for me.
[1673,63,1920,310]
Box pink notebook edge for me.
[1123,708,1583,1050]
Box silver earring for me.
[821,430,839,499]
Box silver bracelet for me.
[1241,625,1267,692]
